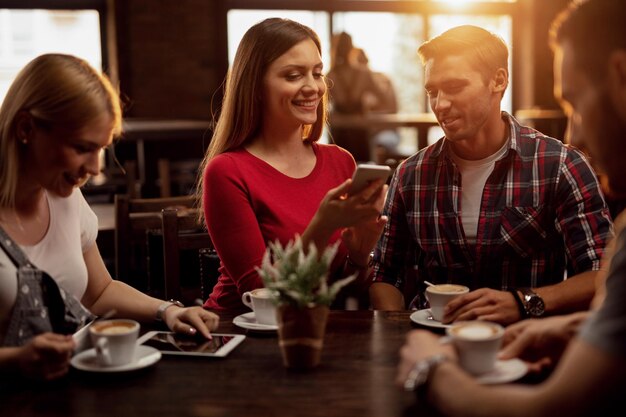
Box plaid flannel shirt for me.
[372,112,613,308]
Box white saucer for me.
[410,309,451,329]
[475,358,528,384]
[71,345,161,373]
[233,312,278,332]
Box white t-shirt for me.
[0,188,97,339]
[450,140,509,242]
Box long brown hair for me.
[196,18,328,216]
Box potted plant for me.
[256,235,356,370]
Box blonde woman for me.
[0,54,219,380]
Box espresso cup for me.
[89,319,140,367]
[241,288,277,326]
[425,284,470,322]
[446,320,504,375]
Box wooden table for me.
[1,311,441,417]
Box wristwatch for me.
[156,299,184,322]
[403,354,449,393]
[519,288,545,317]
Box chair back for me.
[161,207,218,306]
[114,194,195,292]
[157,158,201,198]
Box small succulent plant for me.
[256,235,356,309]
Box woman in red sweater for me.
[198,18,387,311]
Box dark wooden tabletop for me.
[1,310,443,417]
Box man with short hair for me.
[370,24,613,325]
[396,1,626,415]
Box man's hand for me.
[442,288,522,325]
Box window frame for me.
[219,0,525,112]
[0,0,111,74]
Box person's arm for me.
[435,338,624,417]
[340,183,388,265]
[369,282,404,310]
[553,148,613,306]
[592,211,626,309]
[443,271,598,325]
[300,179,385,255]
[499,312,589,372]
[203,156,268,296]
[533,270,598,314]
[398,331,626,417]
[81,244,218,339]
[370,165,412,310]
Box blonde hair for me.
[196,18,328,215]
[0,53,122,209]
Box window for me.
[0,3,105,104]
[227,10,330,69]
[225,1,518,150]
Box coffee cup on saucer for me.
[89,319,140,367]
[425,284,469,322]
[446,320,504,375]
[241,288,277,326]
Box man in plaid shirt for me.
[370,25,613,325]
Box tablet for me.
[349,164,392,195]
[137,331,245,357]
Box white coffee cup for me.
[425,284,470,322]
[242,288,277,326]
[89,319,140,367]
[446,320,504,375]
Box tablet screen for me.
[140,332,245,357]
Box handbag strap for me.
[0,226,32,268]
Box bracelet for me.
[156,299,184,322]
[403,353,449,393]
[507,288,527,319]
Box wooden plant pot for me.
[276,304,330,370]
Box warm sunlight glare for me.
[440,0,472,6]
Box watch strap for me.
[156,300,184,322]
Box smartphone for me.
[138,331,246,357]
[349,164,392,196]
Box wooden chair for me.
[157,158,201,198]
[161,207,218,306]
[83,160,140,203]
[114,194,196,293]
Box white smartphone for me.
[349,164,392,196]
[138,331,246,358]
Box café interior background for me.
[1,1,570,151]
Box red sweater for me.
[203,142,356,310]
